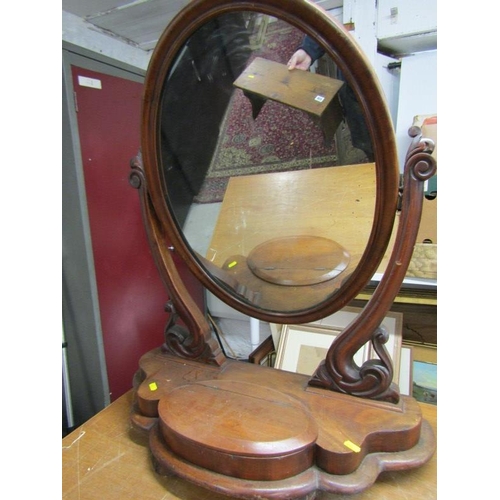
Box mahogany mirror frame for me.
[129,0,437,497]
[140,0,400,324]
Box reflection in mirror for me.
[159,12,375,313]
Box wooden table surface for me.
[206,163,436,307]
[206,162,403,274]
[207,163,378,272]
[62,390,437,499]
[204,163,385,310]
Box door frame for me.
[62,42,146,429]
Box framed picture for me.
[403,341,437,405]
[398,346,413,396]
[275,324,369,376]
[275,307,403,381]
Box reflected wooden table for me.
[62,390,437,499]
[206,162,432,307]
[206,163,385,309]
[207,163,377,269]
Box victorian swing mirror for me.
[129,0,437,498]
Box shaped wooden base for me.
[131,349,435,499]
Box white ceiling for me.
[62,0,191,51]
[62,0,342,52]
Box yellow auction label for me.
[343,440,361,453]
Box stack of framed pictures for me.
[273,306,437,404]
[402,340,437,405]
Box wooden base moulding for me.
[131,349,435,499]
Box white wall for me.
[376,0,437,40]
[340,1,401,124]
[342,0,437,170]
[395,50,437,170]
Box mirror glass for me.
[158,11,376,313]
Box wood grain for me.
[62,388,437,499]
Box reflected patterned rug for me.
[194,19,339,203]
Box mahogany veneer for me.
[131,349,434,498]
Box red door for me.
[71,66,168,401]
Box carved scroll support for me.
[129,154,226,366]
[310,128,437,402]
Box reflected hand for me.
[287,49,312,71]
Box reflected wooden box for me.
[234,56,344,144]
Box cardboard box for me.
[413,115,437,245]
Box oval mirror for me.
[142,0,399,323]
